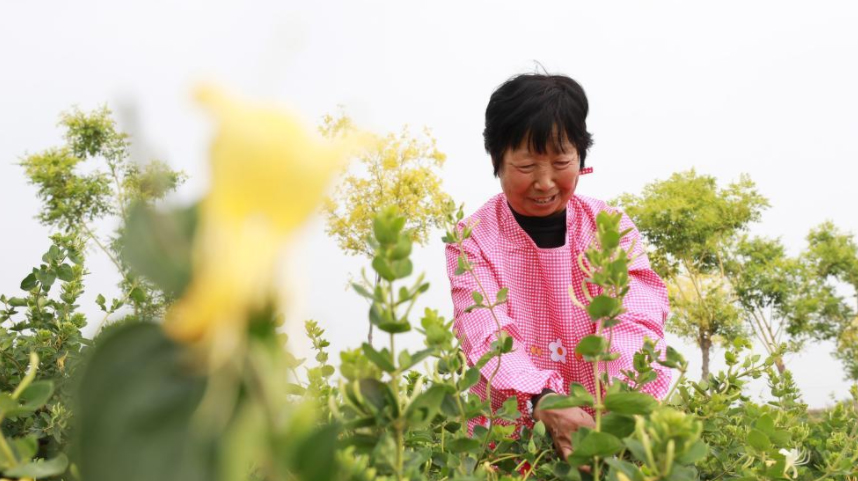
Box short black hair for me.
[483,74,594,176]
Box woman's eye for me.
[554,161,571,167]
[518,165,535,170]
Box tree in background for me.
[19,106,186,325]
[615,170,767,379]
[804,221,858,379]
[320,111,453,343]
[726,235,823,373]
[617,170,858,381]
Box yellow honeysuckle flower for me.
[164,85,369,363]
[196,84,364,234]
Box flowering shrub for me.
[3,97,858,481]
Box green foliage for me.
[614,170,764,378]
[615,169,857,383]
[0,234,88,479]
[321,112,454,259]
[0,353,69,479]
[804,221,858,380]
[9,108,858,480]
[0,105,186,480]
[19,105,186,323]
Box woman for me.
[445,73,671,459]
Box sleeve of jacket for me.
[602,211,673,399]
[445,233,566,419]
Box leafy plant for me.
[321,111,453,343]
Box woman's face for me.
[498,138,580,217]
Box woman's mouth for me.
[531,194,557,205]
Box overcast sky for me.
[2,1,857,408]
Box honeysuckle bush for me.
[1,105,185,480]
[5,97,858,481]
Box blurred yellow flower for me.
[164,85,369,364]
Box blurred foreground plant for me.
[74,86,368,481]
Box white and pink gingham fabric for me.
[445,193,671,434]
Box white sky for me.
[2,1,857,408]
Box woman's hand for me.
[532,394,596,460]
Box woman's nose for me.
[534,170,555,191]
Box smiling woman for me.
[445,73,673,458]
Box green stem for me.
[0,433,17,468]
[592,320,604,481]
[390,329,403,480]
[454,237,506,462]
[521,450,549,481]
[12,352,39,399]
[0,353,40,470]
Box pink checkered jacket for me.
[445,193,671,434]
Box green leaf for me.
[285,383,306,395]
[399,348,433,371]
[552,462,582,481]
[495,287,508,304]
[405,385,448,428]
[604,458,645,481]
[20,272,38,291]
[129,287,146,304]
[500,332,514,353]
[283,422,340,481]
[361,343,396,372]
[7,297,27,307]
[352,283,374,300]
[448,437,481,454]
[390,259,413,279]
[537,393,593,410]
[4,453,69,478]
[456,255,468,276]
[10,435,38,464]
[600,230,621,250]
[35,268,56,289]
[571,431,623,458]
[56,263,75,281]
[96,293,106,310]
[372,215,395,244]
[76,322,211,481]
[569,382,591,398]
[657,346,686,370]
[754,414,775,435]
[42,245,61,263]
[459,367,481,390]
[587,295,619,321]
[575,335,607,358]
[747,429,771,451]
[472,291,483,305]
[0,394,17,414]
[675,440,709,465]
[377,321,411,334]
[390,236,412,260]
[120,203,197,298]
[623,438,649,464]
[372,257,396,281]
[16,380,55,413]
[68,249,84,265]
[359,379,398,417]
[496,396,520,421]
[600,412,636,438]
[604,392,658,415]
